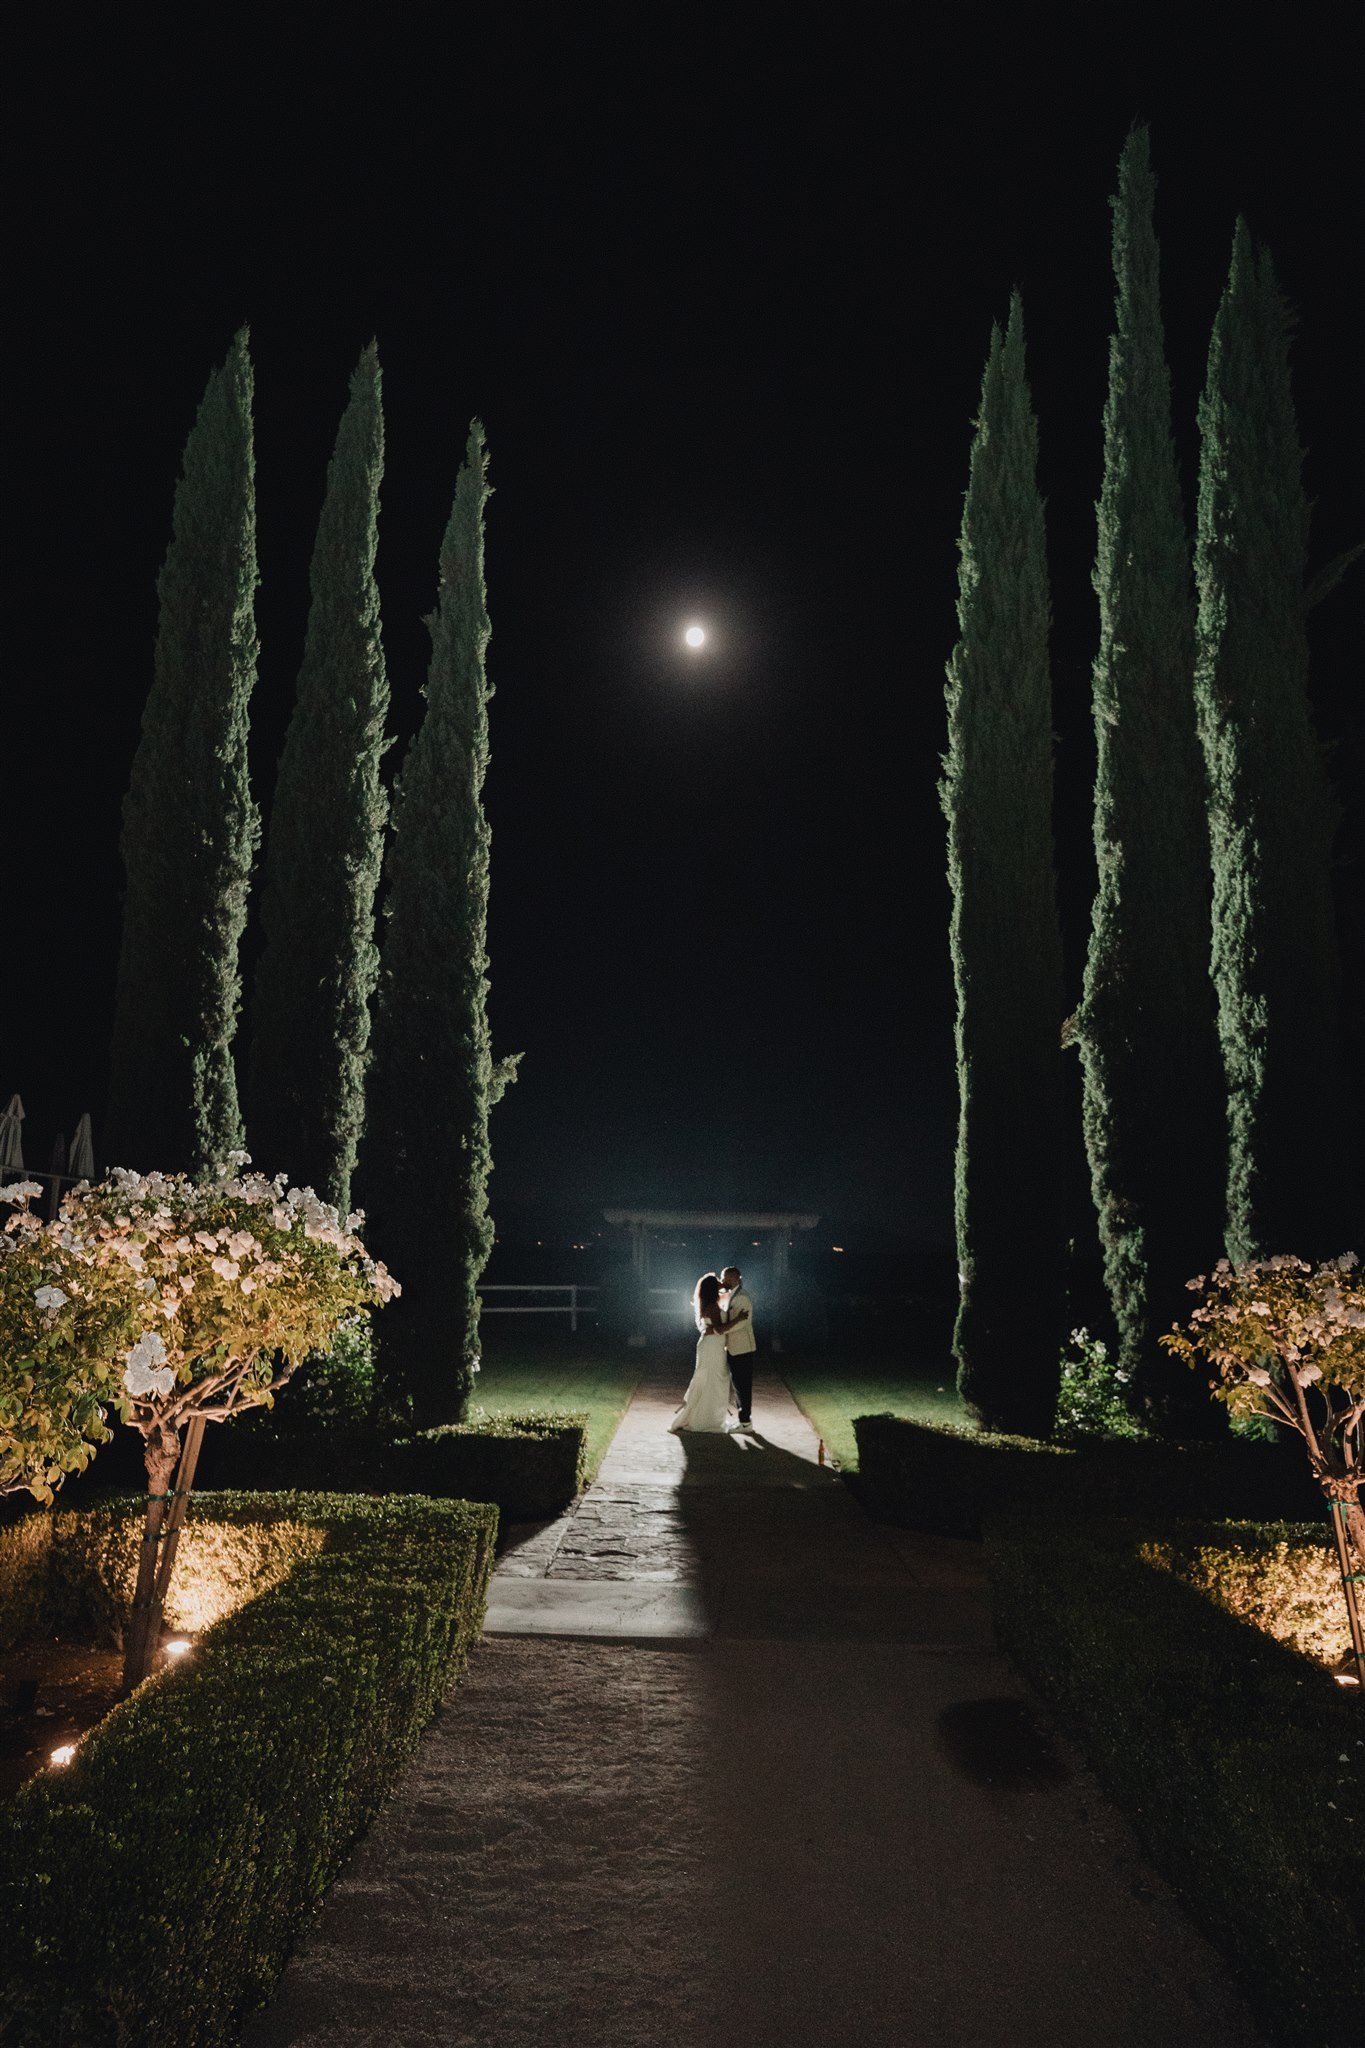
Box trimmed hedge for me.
[852,1411,1318,1538]
[988,1515,1365,2048]
[388,1411,589,1521]
[206,1408,589,1523]
[0,1501,326,1648]
[0,1490,497,2047]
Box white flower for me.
[34,1284,69,1313]
[123,1330,175,1400]
[210,1256,241,1281]
[1,1181,43,1205]
[1244,1368,1273,1387]
[1296,1363,1323,1385]
[240,1276,257,1295]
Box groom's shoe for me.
[738,1415,753,1431]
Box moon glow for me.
[684,624,706,648]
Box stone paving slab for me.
[484,1579,713,1639]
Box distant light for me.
[165,1638,192,1659]
[832,1245,844,1253]
[684,624,706,648]
[1335,1671,1361,1687]
[50,1744,76,1767]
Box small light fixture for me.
[49,1743,77,1767]
[164,1638,192,1659]
[684,623,706,648]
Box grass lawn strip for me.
[472,1347,640,1484]
[780,1353,965,1471]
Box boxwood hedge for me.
[206,1408,589,1524]
[0,1490,497,2047]
[851,1411,1318,1538]
[388,1410,589,1521]
[987,1514,1364,2048]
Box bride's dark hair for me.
[693,1271,724,1333]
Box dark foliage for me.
[248,345,389,1210]
[361,422,519,1423]
[107,332,260,1174]
[851,1410,1318,1539]
[1194,223,1360,1259]
[1077,131,1227,1430]
[942,298,1067,1434]
[0,1491,497,2047]
[989,1515,1364,2047]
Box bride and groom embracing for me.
[669,1264,757,1436]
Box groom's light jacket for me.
[725,1290,756,1354]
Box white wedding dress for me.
[669,1326,734,1433]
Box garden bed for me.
[0,1489,497,2047]
[986,1514,1364,2048]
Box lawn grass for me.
[780,1351,967,1470]
[470,1342,640,1484]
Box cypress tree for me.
[1076,130,1226,1431]
[248,344,389,1211]
[943,297,1067,1436]
[1194,222,1356,1261]
[362,421,519,1424]
[108,331,259,1175]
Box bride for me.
[669,1271,749,1434]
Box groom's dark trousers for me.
[729,1350,754,1423]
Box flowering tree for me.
[4,1157,398,1689]
[1,1185,140,1501]
[1163,1254,1365,1682]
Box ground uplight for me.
[49,1744,77,1767]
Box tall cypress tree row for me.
[943,297,1067,1436]
[248,344,389,1211]
[1076,129,1226,1431]
[107,331,259,1175]
[1194,222,1356,1261]
[363,421,519,1424]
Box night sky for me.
[7,11,1362,1252]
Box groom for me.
[720,1264,756,1430]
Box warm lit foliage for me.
[0,1159,398,1502]
[1163,1255,1364,1559]
[0,1185,139,1501]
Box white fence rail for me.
[480,1284,692,1332]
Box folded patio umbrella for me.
[0,1093,25,1172]
[67,1112,96,1183]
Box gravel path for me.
[247,1364,1263,2048]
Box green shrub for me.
[987,1515,1364,2047]
[0,1490,497,2047]
[205,1407,589,1524]
[1141,1522,1351,1670]
[389,1410,589,1521]
[1054,1327,1147,1442]
[852,1411,1319,1538]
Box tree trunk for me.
[120,1418,186,1695]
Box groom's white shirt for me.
[725,1289,756,1354]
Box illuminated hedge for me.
[987,1515,1364,2047]
[0,1490,497,2046]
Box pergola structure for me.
[602,1208,820,1348]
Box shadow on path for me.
[247,1359,1264,2048]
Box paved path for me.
[249,1363,1262,2048]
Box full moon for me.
[684,624,706,648]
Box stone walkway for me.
[248,1362,1263,2048]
